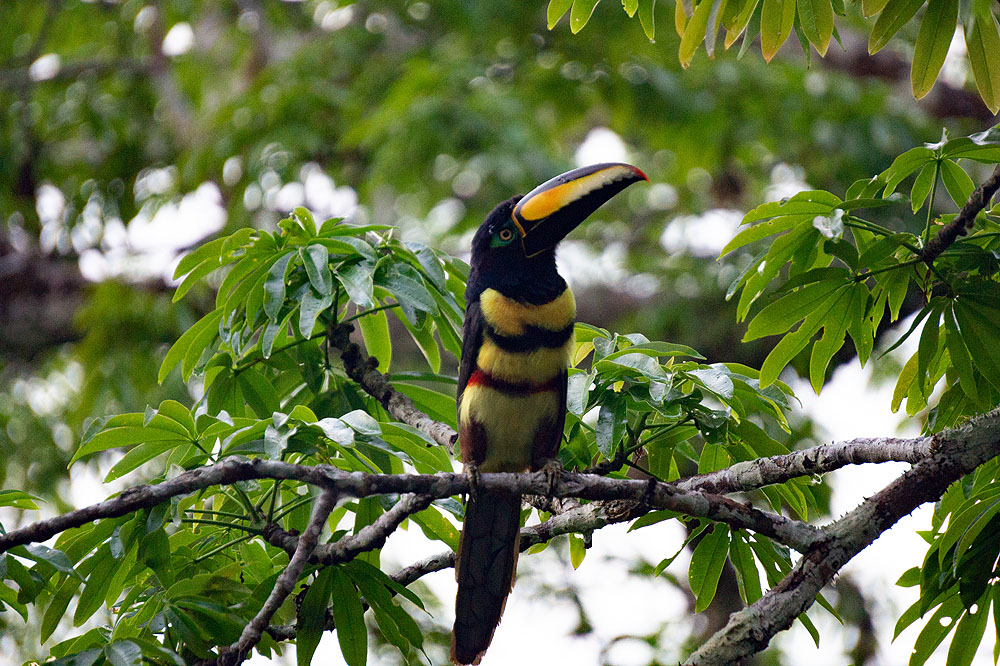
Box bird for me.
[451,162,647,665]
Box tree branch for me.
[331,323,458,453]
[685,407,1000,665]
[220,489,337,666]
[262,493,434,564]
[922,163,1000,263]
[674,435,934,494]
[0,459,821,554]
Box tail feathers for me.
[451,489,522,665]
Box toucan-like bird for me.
[451,163,647,665]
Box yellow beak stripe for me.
[513,164,640,224]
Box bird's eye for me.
[498,228,514,241]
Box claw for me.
[465,463,480,501]
[539,459,564,497]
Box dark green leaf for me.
[329,567,368,666]
[689,524,731,612]
[264,252,296,322]
[298,568,335,666]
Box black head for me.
[466,163,647,304]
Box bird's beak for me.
[511,162,648,258]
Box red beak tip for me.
[634,166,649,182]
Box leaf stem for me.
[185,508,251,521]
[342,302,401,323]
[189,534,254,565]
[181,517,263,535]
[854,256,924,282]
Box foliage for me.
[3,1,1000,664]
[724,124,1000,665]
[550,0,1000,112]
[1,199,826,664]
[1,124,998,664]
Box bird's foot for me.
[538,459,564,497]
[464,463,480,501]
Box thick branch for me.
[675,436,933,494]
[685,407,1000,665]
[0,459,820,554]
[220,489,336,666]
[923,163,1000,263]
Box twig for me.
[219,489,337,666]
[330,323,458,453]
[922,163,1000,263]
[262,493,434,564]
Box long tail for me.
[451,488,522,665]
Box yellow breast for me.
[479,287,576,336]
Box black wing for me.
[456,297,484,426]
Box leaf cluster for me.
[550,0,1000,112]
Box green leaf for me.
[358,306,392,371]
[105,641,142,666]
[688,524,731,612]
[881,146,936,196]
[946,601,989,666]
[337,261,375,309]
[239,368,280,418]
[157,309,223,383]
[596,398,626,457]
[744,279,847,340]
[892,350,919,412]
[954,300,1000,390]
[679,0,715,67]
[410,507,460,550]
[862,0,890,15]
[50,649,103,666]
[329,568,368,666]
[809,285,860,393]
[868,0,925,53]
[298,287,334,338]
[759,287,842,386]
[264,252,295,322]
[104,439,187,482]
[569,533,587,569]
[638,0,657,38]
[760,0,795,61]
[796,0,833,54]
[0,489,41,510]
[298,568,334,666]
[939,160,975,207]
[724,0,760,46]
[74,546,115,625]
[729,532,763,604]
[916,303,942,393]
[72,421,189,465]
[965,11,1000,114]
[910,162,938,213]
[719,211,814,257]
[302,245,333,296]
[570,0,602,32]
[173,236,227,281]
[911,0,959,98]
[601,341,704,360]
[944,306,978,402]
[624,0,640,15]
